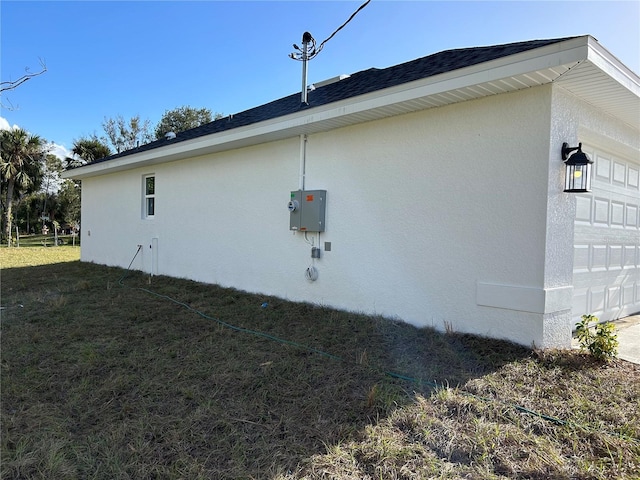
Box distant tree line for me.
[1,106,221,245]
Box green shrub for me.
[575,314,618,361]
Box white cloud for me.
[0,117,71,160]
[49,142,72,161]
[0,116,19,131]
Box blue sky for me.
[1,0,639,159]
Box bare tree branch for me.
[0,97,18,111]
[0,58,47,93]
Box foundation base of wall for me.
[477,282,573,314]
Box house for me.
[63,35,640,348]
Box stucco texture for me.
[79,86,595,347]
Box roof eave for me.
[63,35,638,180]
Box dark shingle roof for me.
[87,37,575,166]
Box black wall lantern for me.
[562,142,593,193]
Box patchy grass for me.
[294,353,640,479]
[0,245,80,268]
[1,252,639,479]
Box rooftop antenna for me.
[290,31,315,105]
[289,0,371,105]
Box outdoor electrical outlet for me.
[311,247,321,259]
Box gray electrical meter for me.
[289,190,326,232]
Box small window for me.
[144,175,155,218]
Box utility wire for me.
[315,0,371,57]
[290,0,372,61]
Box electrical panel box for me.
[288,190,326,232]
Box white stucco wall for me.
[81,86,578,347]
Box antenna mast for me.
[288,0,371,104]
[290,31,315,105]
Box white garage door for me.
[572,144,640,322]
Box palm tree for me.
[65,136,111,169]
[58,137,112,235]
[1,128,46,245]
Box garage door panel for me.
[591,245,608,271]
[611,201,625,225]
[624,245,638,268]
[573,287,589,316]
[592,149,640,191]
[608,285,621,310]
[593,198,610,224]
[590,286,606,317]
[573,145,640,322]
[576,196,592,223]
[628,165,639,189]
[595,154,612,181]
[609,245,623,270]
[613,162,627,185]
[574,244,589,272]
[623,282,636,308]
[626,204,638,227]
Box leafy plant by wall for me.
[575,314,619,361]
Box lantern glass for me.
[564,163,592,192]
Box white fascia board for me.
[291,36,592,123]
[64,37,593,180]
[586,36,640,96]
[297,44,588,122]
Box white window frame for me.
[143,174,155,219]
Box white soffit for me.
[65,36,639,179]
[553,38,640,129]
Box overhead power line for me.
[316,0,371,57]
[290,0,371,62]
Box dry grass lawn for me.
[1,247,638,479]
